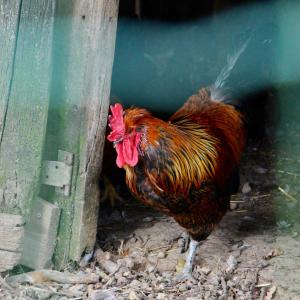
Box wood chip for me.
[242,182,252,194]
[6,269,99,286]
[264,248,284,260]
[225,255,238,273]
[256,283,272,288]
[278,186,297,202]
[89,290,118,300]
[128,290,139,300]
[264,285,276,300]
[0,274,14,291]
[199,266,211,275]
[99,260,119,274]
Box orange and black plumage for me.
[107,40,248,279]
[122,88,245,239]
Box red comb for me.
[107,103,125,142]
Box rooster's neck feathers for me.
[124,111,219,196]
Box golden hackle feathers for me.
[149,120,219,195]
[122,87,245,198]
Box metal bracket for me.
[41,150,74,196]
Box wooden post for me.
[0,0,55,270]
[42,0,119,267]
[0,1,21,141]
[0,0,118,270]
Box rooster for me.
[107,40,249,280]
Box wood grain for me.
[0,213,24,271]
[0,0,21,143]
[0,0,55,218]
[21,198,60,269]
[43,0,119,266]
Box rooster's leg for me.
[178,232,190,253]
[101,176,123,207]
[182,239,199,274]
[175,239,199,281]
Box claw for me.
[175,270,195,282]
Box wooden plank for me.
[43,0,119,266]
[0,214,24,252]
[0,250,22,272]
[21,198,60,269]
[0,212,24,228]
[70,0,119,262]
[0,213,24,271]
[0,0,21,141]
[0,0,55,218]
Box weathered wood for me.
[70,0,119,262]
[0,0,55,219]
[0,250,22,272]
[21,198,60,269]
[0,1,21,141]
[43,0,119,266]
[0,213,24,252]
[0,213,24,228]
[0,4,23,270]
[0,213,24,271]
[1,0,118,269]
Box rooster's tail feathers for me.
[210,37,251,102]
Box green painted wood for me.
[0,0,21,161]
[0,0,55,219]
[42,0,119,267]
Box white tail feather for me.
[210,37,251,101]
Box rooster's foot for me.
[175,270,195,282]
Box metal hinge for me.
[41,150,74,196]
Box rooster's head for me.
[107,103,143,168]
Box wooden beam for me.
[70,0,120,262]
[21,198,60,269]
[0,213,24,271]
[0,0,55,219]
[0,0,56,271]
[44,0,119,266]
[0,0,21,142]
[0,251,23,272]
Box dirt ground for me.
[1,119,300,299]
[92,131,300,300]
